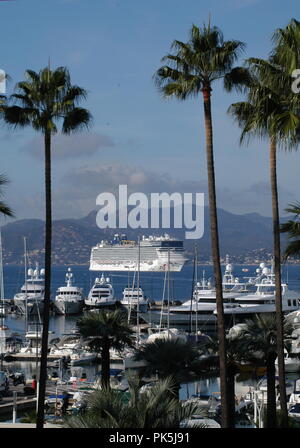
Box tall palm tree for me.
[77,310,134,389]
[134,339,201,400]
[235,314,292,428]
[64,375,207,428]
[228,48,300,426]
[205,331,255,427]
[2,66,91,428]
[280,202,300,259]
[154,21,250,428]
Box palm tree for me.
[234,314,292,428]
[64,374,207,428]
[228,46,300,426]
[2,66,91,428]
[0,174,13,218]
[77,310,134,389]
[205,331,252,427]
[134,338,202,400]
[0,97,14,219]
[280,202,300,259]
[154,21,250,428]
[270,18,300,75]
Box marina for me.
[0,261,300,427]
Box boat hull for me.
[13,297,44,315]
[140,310,217,334]
[54,299,84,315]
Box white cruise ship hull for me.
[89,261,184,272]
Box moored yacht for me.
[49,334,97,365]
[13,265,45,316]
[85,274,117,309]
[220,264,300,322]
[141,266,251,334]
[120,286,148,313]
[54,268,84,315]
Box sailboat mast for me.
[195,245,198,342]
[0,227,4,370]
[0,228,4,326]
[24,237,28,333]
[167,246,170,332]
[0,228,4,307]
[136,236,140,345]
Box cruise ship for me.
[89,233,187,272]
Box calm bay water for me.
[3,262,300,303]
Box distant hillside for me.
[0,207,276,266]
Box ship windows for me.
[288,300,292,307]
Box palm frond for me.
[154,22,246,101]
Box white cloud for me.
[20,132,115,160]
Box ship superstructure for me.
[89,234,187,272]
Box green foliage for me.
[133,339,202,384]
[20,410,37,423]
[229,314,293,360]
[0,174,13,217]
[64,375,207,428]
[76,309,134,353]
[229,18,300,150]
[154,22,248,100]
[2,66,92,135]
[280,202,300,260]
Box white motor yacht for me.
[85,274,117,309]
[141,262,257,334]
[275,350,300,373]
[13,264,45,316]
[54,268,84,315]
[220,264,300,321]
[120,286,148,313]
[49,334,97,365]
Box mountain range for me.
[0,207,278,266]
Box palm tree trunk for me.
[101,337,111,389]
[202,85,230,428]
[227,362,237,428]
[266,352,277,428]
[269,136,288,427]
[36,130,52,429]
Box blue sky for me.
[0,0,300,220]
